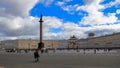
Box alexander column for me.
[38,14,44,49]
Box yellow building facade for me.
[1,33,120,50]
[1,39,60,50]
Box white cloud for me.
[75,0,118,25]
[0,0,120,41]
[56,0,78,14]
[0,0,40,40]
[80,13,118,25]
[57,0,119,26]
[116,9,120,14]
[61,4,79,14]
[0,0,38,17]
[115,0,120,4]
[84,0,102,5]
[104,0,120,8]
[56,21,120,39]
[42,16,63,40]
[39,0,54,6]
[35,0,120,39]
[56,2,65,6]
[31,17,89,40]
[43,16,62,28]
[0,0,64,41]
[45,0,54,6]
[89,24,120,36]
[56,22,88,39]
[0,16,39,37]
[56,0,73,6]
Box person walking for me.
[34,49,40,62]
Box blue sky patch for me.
[100,0,115,4]
[30,2,85,23]
[50,28,62,33]
[30,0,120,30]
[102,6,117,16]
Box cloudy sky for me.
[0,0,120,40]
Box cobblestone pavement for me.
[0,51,120,68]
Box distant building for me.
[1,39,60,50]
[1,39,37,50]
[68,35,78,48]
[1,32,120,50]
[89,33,120,47]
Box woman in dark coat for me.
[34,49,39,62]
